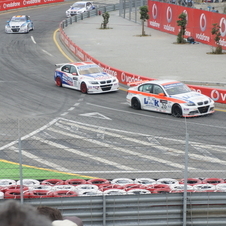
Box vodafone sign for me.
[0,0,63,11]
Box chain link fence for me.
[1,115,225,182]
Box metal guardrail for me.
[2,192,226,226]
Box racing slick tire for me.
[172,104,182,117]
[131,97,141,110]
[55,77,62,87]
[80,82,87,94]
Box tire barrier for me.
[134,178,156,185]
[126,189,151,195]
[16,179,40,187]
[74,184,99,193]
[28,185,53,191]
[0,179,16,186]
[87,178,110,186]
[65,179,88,185]
[152,188,172,194]
[98,184,124,192]
[111,178,134,185]
[122,184,146,191]
[202,178,225,185]
[41,179,65,186]
[193,183,216,191]
[52,190,78,197]
[52,185,76,191]
[215,183,226,191]
[4,189,30,199]
[103,189,127,195]
[170,184,194,191]
[179,178,202,185]
[1,177,226,199]
[78,190,103,196]
[29,190,54,198]
[157,178,179,185]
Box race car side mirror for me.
[158,93,165,96]
[72,72,78,75]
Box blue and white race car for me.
[126,79,215,117]
[66,1,96,17]
[54,62,119,94]
[5,15,34,34]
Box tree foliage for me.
[211,23,222,54]
[176,12,187,44]
[140,6,149,36]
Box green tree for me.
[101,12,110,29]
[211,23,222,54]
[140,6,149,36]
[176,12,187,44]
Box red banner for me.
[0,0,63,11]
[148,1,226,49]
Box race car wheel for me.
[131,98,141,110]
[172,104,182,117]
[55,77,62,87]
[81,82,87,94]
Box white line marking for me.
[60,112,68,116]
[42,49,53,57]
[31,36,36,44]
[68,107,75,111]
[32,136,135,171]
[48,126,196,170]
[80,112,112,120]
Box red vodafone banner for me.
[188,85,226,104]
[0,0,63,11]
[148,1,226,49]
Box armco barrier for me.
[59,12,226,104]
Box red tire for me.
[145,184,170,192]
[65,179,88,186]
[123,184,146,191]
[202,178,224,185]
[4,189,30,199]
[5,185,29,192]
[179,178,202,185]
[41,179,64,186]
[53,190,78,197]
[152,188,171,194]
[98,184,123,192]
[29,190,53,199]
[87,178,110,186]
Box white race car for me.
[5,15,34,34]
[54,62,119,94]
[126,79,215,117]
[66,1,96,17]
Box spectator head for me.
[0,200,52,226]
[64,216,83,226]
[37,206,63,221]
[52,219,78,226]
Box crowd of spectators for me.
[0,200,83,226]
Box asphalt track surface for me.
[0,2,226,180]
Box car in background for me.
[66,1,96,17]
[54,61,119,94]
[126,79,215,117]
[5,15,34,34]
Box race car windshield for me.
[72,3,85,8]
[11,18,26,22]
[164,83,191,95]
[79,67,103,75]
